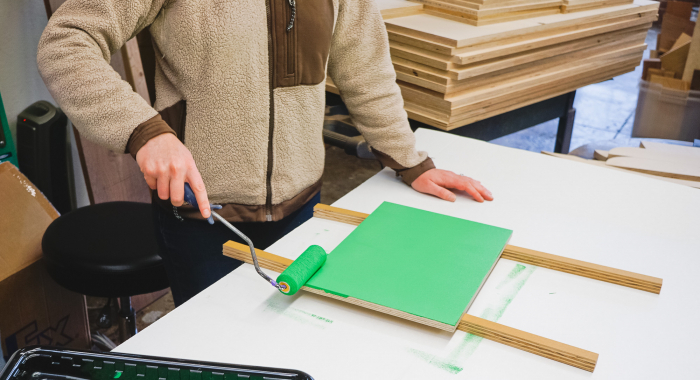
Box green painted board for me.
[306,202,512,327]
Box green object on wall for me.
[305,202,512,327]
[0,92,18,167]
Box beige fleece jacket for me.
[38,0,432,222]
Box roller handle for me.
[184,183,284,290]
[184,183,216,224]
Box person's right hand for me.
[136,133,211,219]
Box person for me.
[38,0,493,306]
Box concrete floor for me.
[89,26,660,347]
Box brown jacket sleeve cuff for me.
[373,149,435,186]
[396,157,435,185]
[126,114,176,159]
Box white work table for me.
[116,128,700,379]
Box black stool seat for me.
[42,202,168,297]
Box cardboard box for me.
[0,162,90,361]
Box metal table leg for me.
[554,91,577,154]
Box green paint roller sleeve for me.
[277,245,327,295]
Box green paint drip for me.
[407,263,537,374]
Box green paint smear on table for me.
[306,202,512,326]
[408,263,537,374]
[263,298,334,328]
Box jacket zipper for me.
[265,0,275,222]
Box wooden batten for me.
[459,314,598,371]
[221,239,599,371]
[312,204,663,294]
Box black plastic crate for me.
[0,347,312,380]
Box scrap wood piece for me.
[682,15,700,82]
[541,151,700,188]
[641,141,700,158]
[669,33,692,51]
[658,13,695,53]
[594,149,609,160]
[647,68,675,79]
[459,314,598,372]
[665,0,693,20]
[606,156,700,181]
[649,74,691,91]
[642,58,661,80]
[313,204,663,293]
[660,37,692,78]
[222,240,599,372]
[608,147,700,163]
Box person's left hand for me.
[411,169,493,203]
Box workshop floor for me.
[88,26,661,348]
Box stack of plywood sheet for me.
[327,0,658,130]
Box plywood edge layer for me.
[301,286,456,331]
[459,314,598,372]
[312,204,663,293]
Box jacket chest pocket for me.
[270,0,334,88]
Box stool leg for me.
[118,296,137,342]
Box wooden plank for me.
[377,0,424,18]
[649,74,690,91]
[562,0,632,12]
[542,151,700,188]
[389,23,649,80]
[312,204,663,293]
[501,245,662,293]
[642,58,662,80]
[387,9,655,59]
[458,314,598,372]
[394,33,646,94]
[665,0,693,20]
[658,13,695,53]
[660,37,692,78]
[444,48,644,109]
[608,147,700,163]
[383,0,658,48]
[451,12,655,65]
[121,38,151,104]
[401,61,639,127]
[669,33,692,51]
[594,149,609,160]
[221,239,599,372]
[640,141,700,158]
[606,156,700,181]
[46,0,153,206]
[682,17,700,82]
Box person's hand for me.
[136,133,211,218]
[411,169,493,203]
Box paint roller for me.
[184,183,326,295]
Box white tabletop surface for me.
[116,128,700,379]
